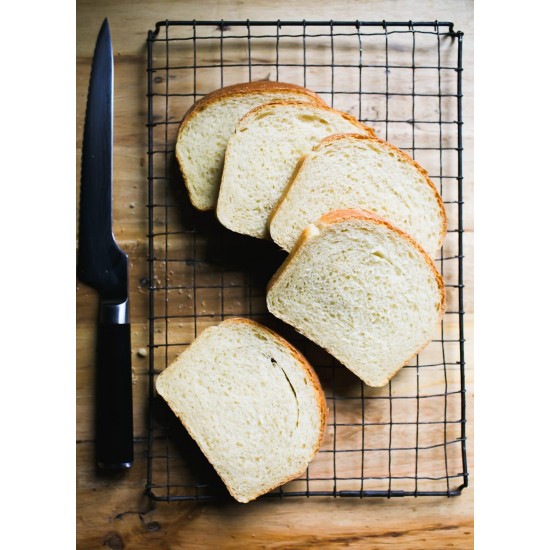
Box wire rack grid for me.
[145,20,467,501]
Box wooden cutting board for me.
[76,0,474,547]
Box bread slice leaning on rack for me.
[155,318,328,503]
[175,81,327,211]
[266,209,446,388]
[269,133,447,258]
[216,101,376,239]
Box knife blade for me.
[77,18,133,471]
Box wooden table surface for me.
[76,1,474,547]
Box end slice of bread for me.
[216,102,376,239]
[175,81,326,211]
[155,318,328,503]
[269,133,447,258]
[266,209,446,388]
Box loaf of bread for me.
[155,318,328,503]
[269,133,446,258]
[266,209,445,388]
[216,101,376,239]
[175,81,326,211]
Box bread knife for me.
[77,18,133,470]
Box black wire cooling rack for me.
[145,20,467,500]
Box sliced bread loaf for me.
[155,318,327,503]
[216,102,376,239]
[175,81,326,211]
[266,209,445,388]
[269,133,446,258]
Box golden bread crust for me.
[233,100,376,136]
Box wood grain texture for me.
[76,0,474,547]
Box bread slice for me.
[216,102,376,239]
[269,133,447,258]
[266,209,446,388]
[155,318,327,503]
[175,81,326,211]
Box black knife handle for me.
[95,301,134,470]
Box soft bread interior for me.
[269,134,446,257]
[216,102,374,238]
[176,89,324,211]
[267,210,445,387]
[155,318,327,503]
